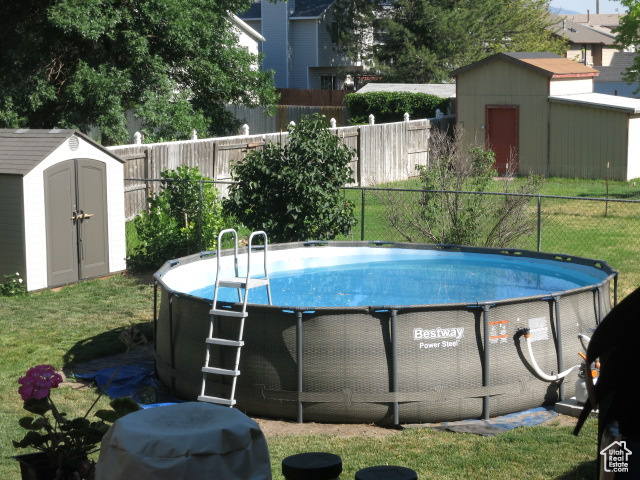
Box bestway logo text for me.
[413,327,465,340]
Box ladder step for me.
[202,366,240,376]
[209,309,248,318]
[206,338,244,347]
[218,277,270,289]
[198,395,236,406]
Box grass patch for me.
[267,420,598,479]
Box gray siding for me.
[0,175,26,280]
[290,20,317,88]
[316,11,348,67]
[261,0,289,87]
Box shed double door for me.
[44,159,109,287]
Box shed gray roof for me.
[239,0,335,20]
[357,83,456,98]
[549,93,640,114]
[0,129,123,176]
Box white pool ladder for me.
[198,229,272,407]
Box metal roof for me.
[357,83,456,98]
[238,0,335,20]
[549,93,640,114]
[0,129,123,176]
[450,52,599,78]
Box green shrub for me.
[0,272,26,296]
[345,91,450,125]
[128,166,225,269]
[225,114,357,243]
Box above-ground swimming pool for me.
[154,241,616,424]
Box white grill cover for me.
[95,402,271,479]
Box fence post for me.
[404,112,410,122]
[134,131,142,145]
[368,114,375,125]
[537,196,542,252]
[198,181,204,252]
[361,188,366,241]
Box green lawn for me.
[3,177,637,478]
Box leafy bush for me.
[0,272,26,296]
[225,114,357,242]
[345,91,451,125]
[377,129,543,247]
[128,166,225,269]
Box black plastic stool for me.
[355,465,418,480]
[282,452,343,480]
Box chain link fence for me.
[126,179,640,297]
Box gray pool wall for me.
[153,241,616,424]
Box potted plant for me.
[13,364,139,480]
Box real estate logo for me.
[600,440,632,474]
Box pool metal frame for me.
[153,241,617,425]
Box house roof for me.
[238,0,335,20]
[550,15,616,45]
[0,129,123,176]
[357,83,456,98]
[595,52,637,82]
[561,13,621,31]
[450,52,599,79]
[550,93,640,114]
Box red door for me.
[485,106,519,175]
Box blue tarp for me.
[432,406,558,435]
[75,366,160,404]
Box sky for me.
[548,0,627,14]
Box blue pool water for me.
[188,253,607,307]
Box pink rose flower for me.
[18,364,63,401]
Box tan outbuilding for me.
[451,52,640,180]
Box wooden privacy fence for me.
[225,105,348,134]
[108,115,455,219]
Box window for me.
[320,75,337,90]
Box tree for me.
[332,0,566,83]
[0,0,277,144]
[225,114,357,243]
[615,0,640,91]
[376,129,543,247]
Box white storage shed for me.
[0,129,126,291]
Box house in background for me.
[451,52,640,181]
[550,14,618,66]
[595,52,640,97]
[230,13,265,59]
[238,0,364,90]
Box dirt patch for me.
[255,418,400,438]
